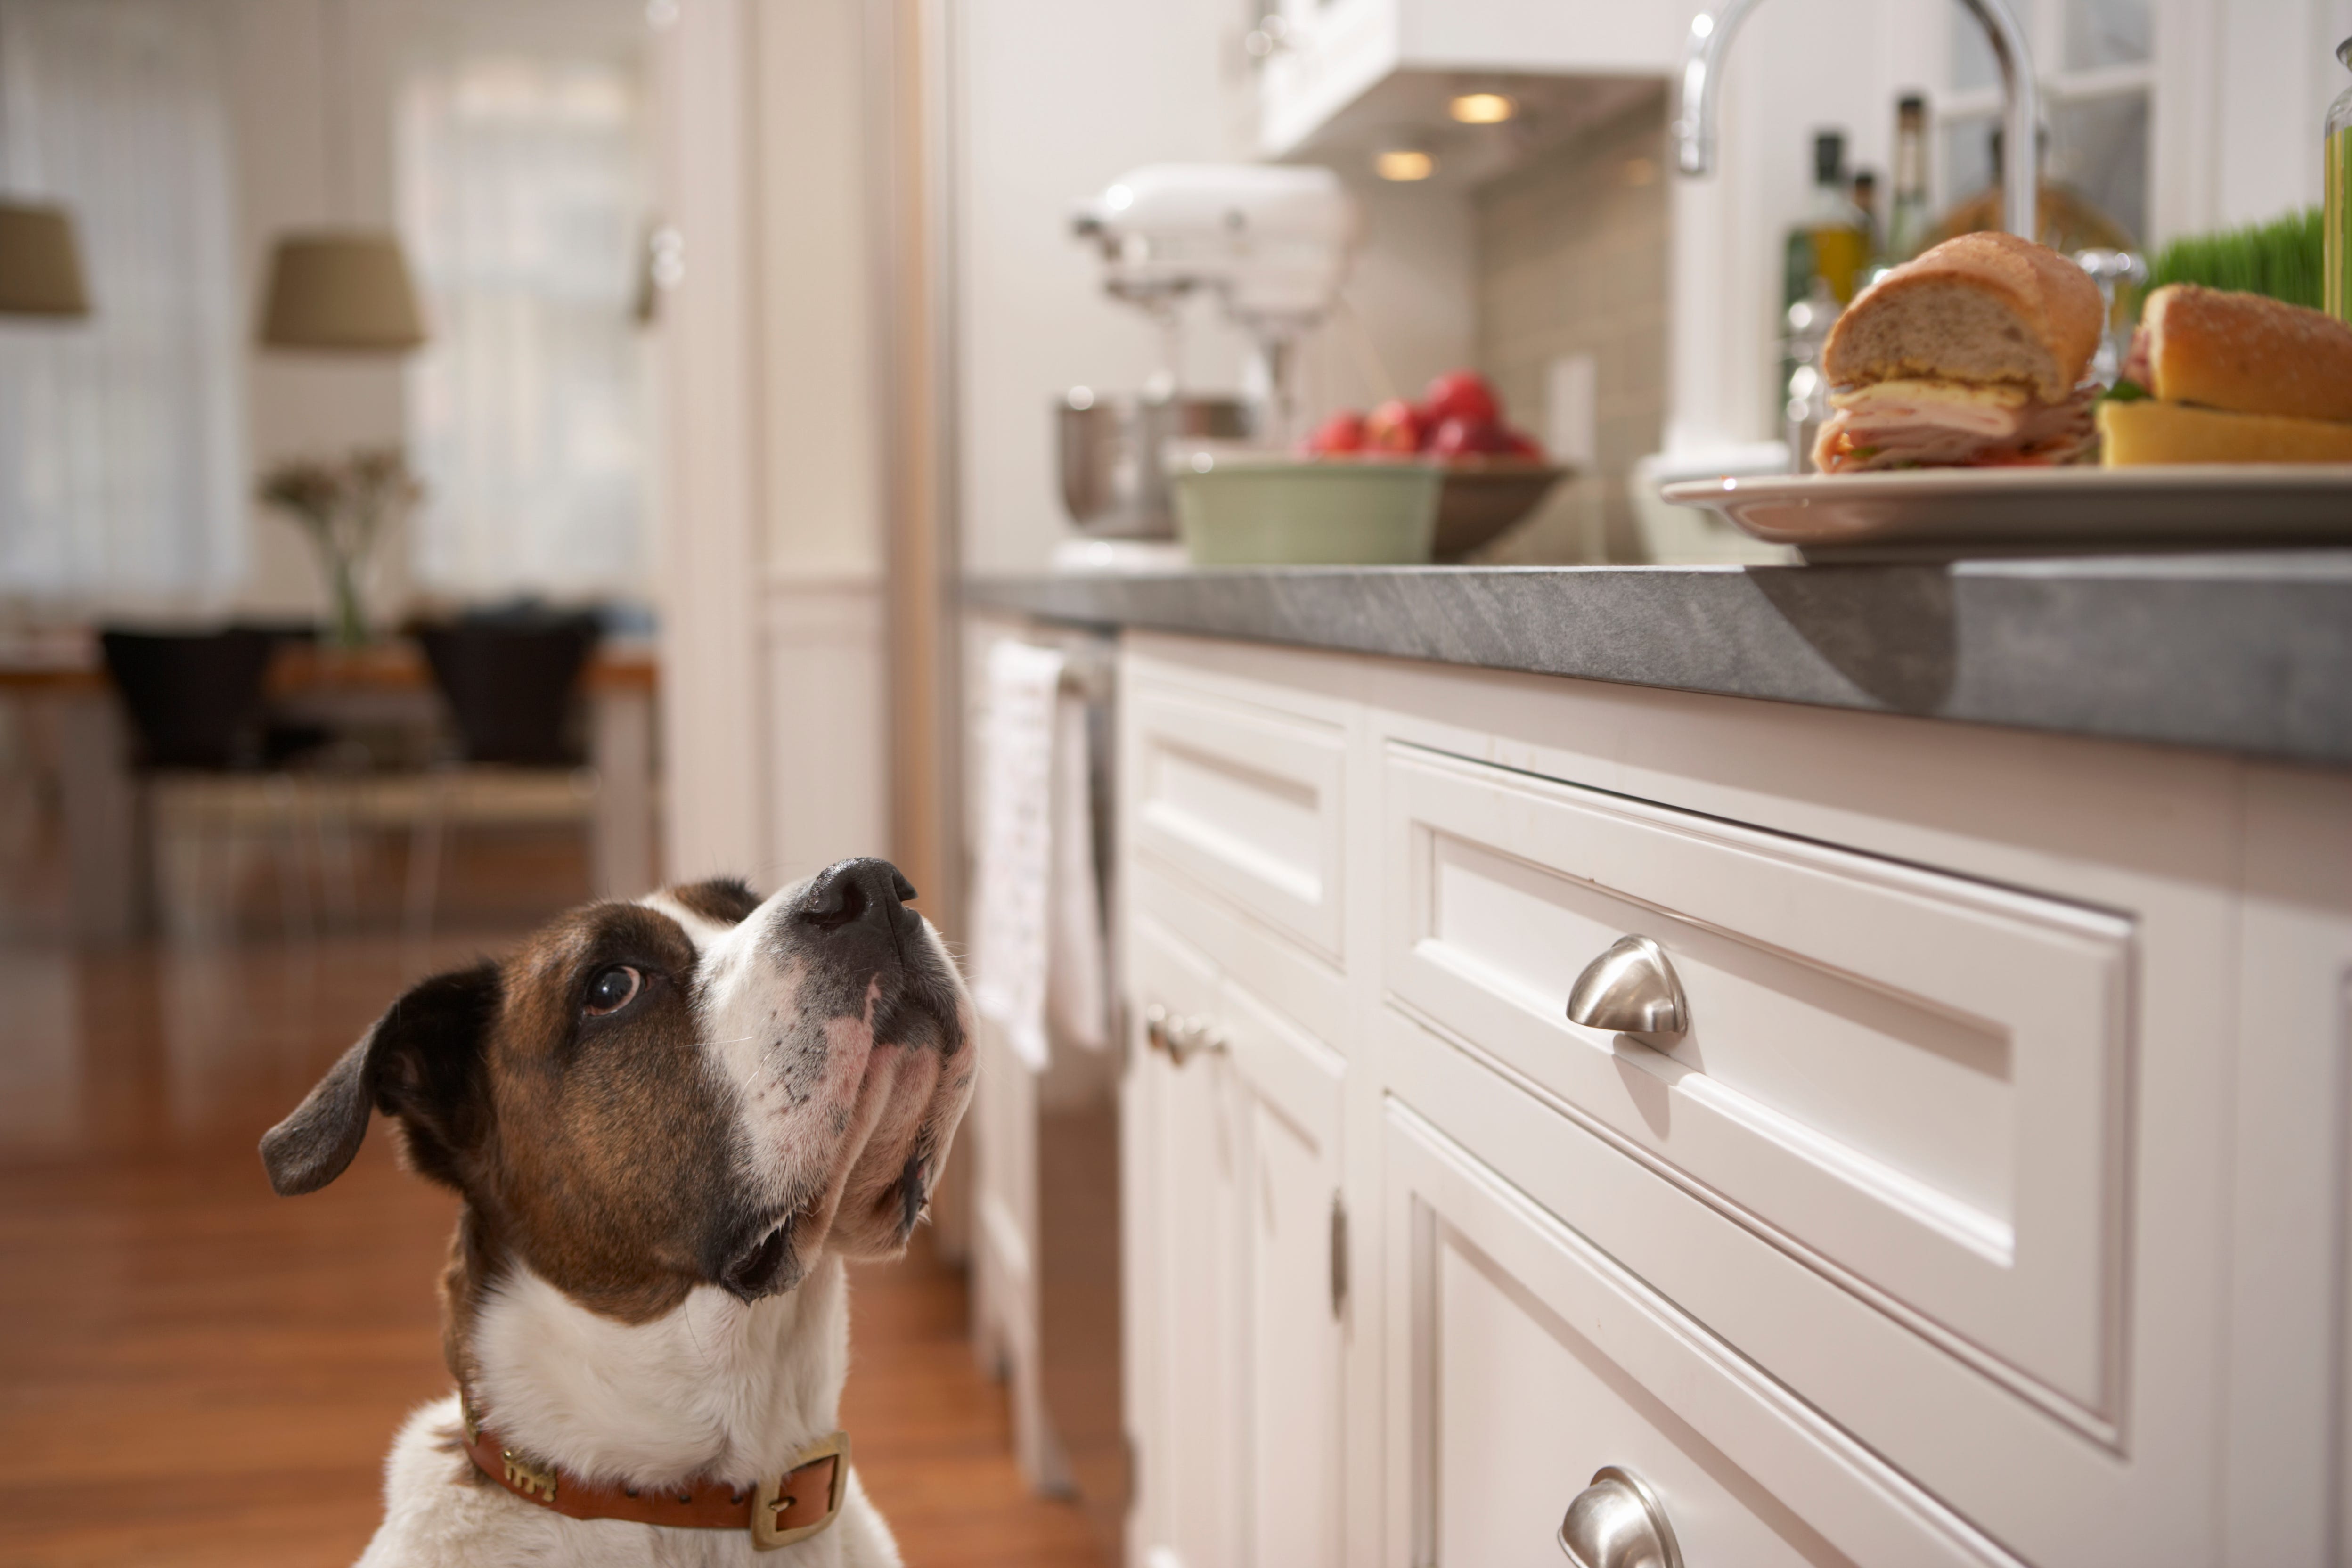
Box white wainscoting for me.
[760,574,888,890]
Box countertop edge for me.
[961,563,2352,769]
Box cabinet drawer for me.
[1129,679,1346,962]
[1384,743,2131,1431]
[1384,1095,1996,1568]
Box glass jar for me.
[2329,36,2352,320]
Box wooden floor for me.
[0,921,1100,1568]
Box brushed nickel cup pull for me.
[1565,935,1689,1037]
[1557,1465,1683,1568]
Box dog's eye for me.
[583,965,643,1016]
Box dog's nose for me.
[796,857,918,936]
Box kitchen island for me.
[961,557,2352,1568]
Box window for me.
[397,51,652,601]
[0,0,244,600]
[1943,0,2153,245]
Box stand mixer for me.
[1072,162,1358,448]
[1057,163,1358,545]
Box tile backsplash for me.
[1472,89,1670,564]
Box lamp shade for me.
[259,229,426,351]
[0,200,91,317]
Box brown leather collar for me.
[459,1399,848,1551]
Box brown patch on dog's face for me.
[466,899,748,1321]
[261,858,975,1335]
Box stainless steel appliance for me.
[1057,389,1248,539]
[1032,634,1126,1565]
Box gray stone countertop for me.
[963,557,2352,768]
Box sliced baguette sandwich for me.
[1813,231,2104,473]
[2099,285,2352,465]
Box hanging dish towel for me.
[1045,678,1109,1054]
[970,639,1108,1070]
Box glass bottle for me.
[1852,169,1884,271]
[1782,279,1841,473]
[1888,93,1932,264]
[2328,36,2352,321]
[1802,132,1870,304]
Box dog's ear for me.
[669,876,762,925]
[260,963,501,1197]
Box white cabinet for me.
[1384,1096,1981,1568]
[1253,0,1689,157]
[1127,888,1348,1568]
[1123,662,1356,1568]
[1113,629,2352,1568]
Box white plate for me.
[1660,465,2352,560]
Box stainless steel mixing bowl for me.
[1057,389,1250,539]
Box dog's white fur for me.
[351,880,964,1566]
[361,1259,897,1567]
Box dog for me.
[261,859,974,1565]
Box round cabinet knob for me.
[1565,935,1689,1037]
[1167,1016,1227,1066]
[1142,1003,1226,1066]
[1557,1466,1683,1568]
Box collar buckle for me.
[750,1432,850,1551]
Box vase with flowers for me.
[259,448,421,650]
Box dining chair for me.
[98,627,327,937]
[405,611,602,937]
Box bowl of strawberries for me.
[1303,370,1569,561]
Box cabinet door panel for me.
[1131,919,1243,1568]
[1129,913,1347,1568]
[1248,1092,1341,1568]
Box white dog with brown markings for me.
[261,858,975,1566]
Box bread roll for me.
[2098,398,2352,465]
[2140,285,2352,424]
[1822,231,2103,403]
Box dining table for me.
[0,634,658,941]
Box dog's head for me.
[260,859,973,1323]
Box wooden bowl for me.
[1432,460,1572,561]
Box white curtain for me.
[0,0,244,599]
[398,51,651,599]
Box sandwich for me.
[2099,285,2352,464]
[1813,231,2103,473]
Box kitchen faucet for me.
[1673,0,2040,244]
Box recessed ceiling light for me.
[1448,92,1516,125]
[1374,148,1437,182]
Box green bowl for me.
[1170,454,1442,565]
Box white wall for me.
[651,0,889,889]
[953,0,1247,577]
[752,0,887,884]
[756,0,883,584]
[952,0,1478,576]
